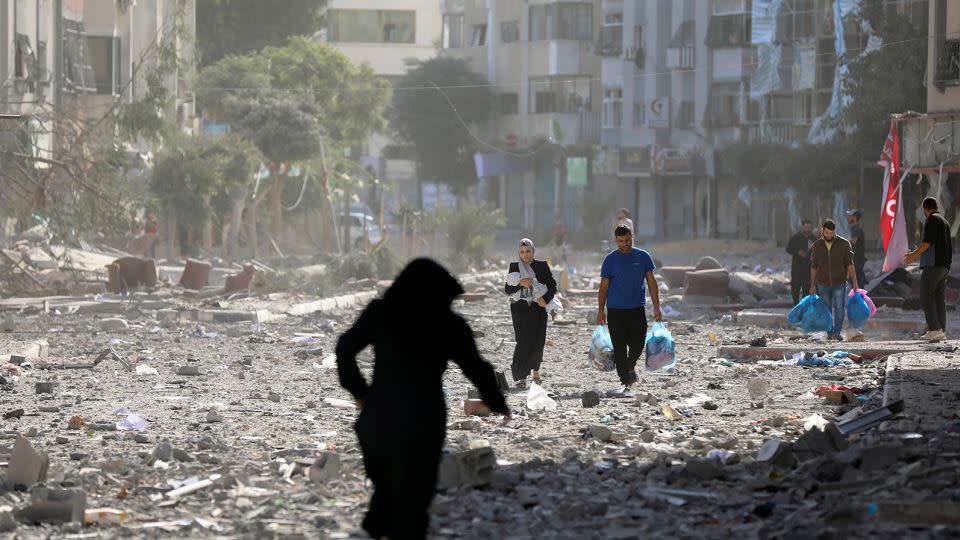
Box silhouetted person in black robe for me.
[336,258,510,539]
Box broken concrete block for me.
[587,425,613,442]
[695,256,723,271]
[6,437,49,489]
[685,457,722,480]
[179,258,212,290]
[224,264,256,294]
[581,391,600,408]
[755,440,798,469]
[660,266,696,289]
[437,447,496,490]
[308,453,342,484]
[176,365,201,376]
[684,269,730,298]
[106,257,157,293]
[463,399,491,417]
[15,487,85,524]
[0,509,14,532]
[34,382,55,394]
[794,422,849,460]
[98,318,129,332]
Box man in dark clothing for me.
[904,197,954,342]
[597,225,662,395]
[846,209,867,288]
[786,220,814,305]
[810,219,859,340]
[336,259,510,539]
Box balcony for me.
[529,112,600,146]
[744,122,807,145]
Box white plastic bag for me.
[526,382,557,411]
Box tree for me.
[196,38,390,256]
[196,0,326,67]
[150,134,259,258]
[841,4,926,152]
[389,57,492,199]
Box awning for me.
[474,152,531,177]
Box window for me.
[706,83,741,127]
[328,10,415,43]
[86,36,120,95]
[620,146,651,173]
[713,0,747,15]
[600,13,623,56]
[603,89,622,128]
[666,21,695,70]
[14,34,36,80]
[383,11,416,43]
[528,77,592,114]
[935,39,960,86]
[500,20,519,43]
[675,100,695,128]
[500,93,519,115]
[443,14,464,48]
[471,24,487,47]
[705,14,750,47]
[63,20,95,92]
[529,3,593,41]
[633,102,645,127]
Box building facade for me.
[441,0,602,232]
[318,0,443,214]
[901,0,960,240]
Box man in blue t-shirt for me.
[597,224,662,394]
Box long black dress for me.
[336,258,510,539]
[504,260,557,382]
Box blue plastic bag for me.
[588,325,615,372]
[846,290,871,330]
[645,322,676,372]
[787,294,834,333]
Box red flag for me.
[878,120,899,251]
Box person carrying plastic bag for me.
[787,293,834,333]
[846,288,876,330]
[588,325,615,372]
[645,322,676,372]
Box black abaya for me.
[336,259,509,539]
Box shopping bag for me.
[588,325,615,372]
[645,322,677,372]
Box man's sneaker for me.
[514,379,526,390]
[925,330,946,342]
[920,331,935,340]
[606,385,628,398]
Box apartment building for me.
[319,0,443,213]
[900,0,960,239]
[441,0,602,231]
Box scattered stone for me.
[755,440,798,469]
[205,410,224,423]
[172,448,193,462]
[98,318,129,332]
[3,408,24,420]
[6,437,49,488]
[267,392,281,403]
[133,433,150,444]
[437,447,496,489]
[15,487,86,524]
[176,365,201,376]
[35,382,56,394]
[55,436,69,445]
[587,425,613,442]
[685,457,722,480]
[308,453,342,484]
[581,391,601,408]
[152,441,173,462]
[451,419,481,431]
[703,401,719,410]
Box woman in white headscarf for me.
[504,238,557,388]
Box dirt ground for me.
[1,243,958,539]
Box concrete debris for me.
[6,437,49,489]
[15,487,86,524]
[437,448,496,490]
[0,248,955,537]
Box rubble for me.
[0,244,955,537]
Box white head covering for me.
[518,238,536,279]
